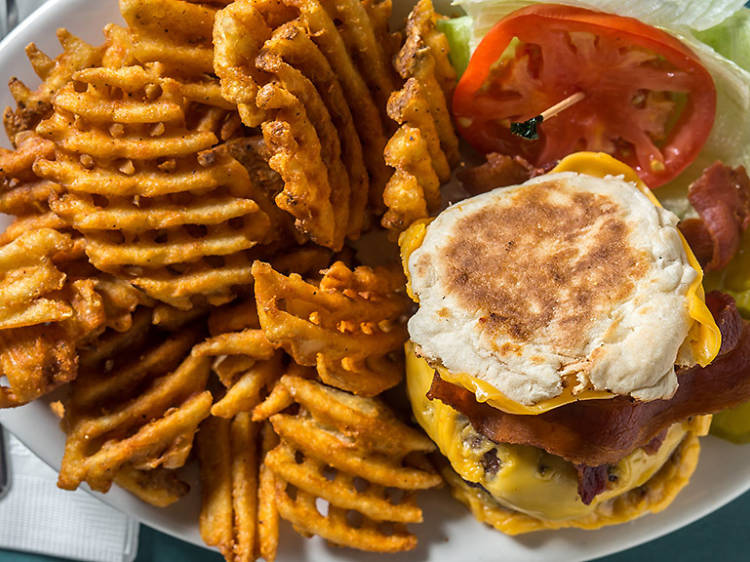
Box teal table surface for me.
[0,489,748,562]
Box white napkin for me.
[0,431,139,562]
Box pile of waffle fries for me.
[0,0,461,559]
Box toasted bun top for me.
[407,171,698,405]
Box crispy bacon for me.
[426,292,750,467]
[575,464,609,505]
[679,162,750,271]
[458,153,544,195]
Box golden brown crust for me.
[433,180,648,346]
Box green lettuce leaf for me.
[695,8,750,73]
[436,16,473,77]
[454,0,749,52]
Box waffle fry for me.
[213,0,275,128]
[253,260,409,396]
[0,325,76,408]
[0,243,107,410]
[114,465,190,508]
[194,310,283,419]
[198,415,278,562]
[35,65,275,309]
[284,0,392,209]
[119,0,222,77]
[257,83,345,250]
[0,229,73,330]
[317,0,398,120]
[213,0,392,228]
[0,214,152,408]
[59,321,211,492]
[381,0,459,234]
[266,375,440,552]
[381,124,441,233]
[194,298,286,420]
[258,21,368,239]
[3,29,104,144]
[362,0,402,62]
[395,0,459,166]
[0,132,59,216]
[114,0,241,146]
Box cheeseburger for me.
[399,153,750,533]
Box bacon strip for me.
[679,162,750,271]
[426,292,749,467]
[457,153,543,196]
[575,464,609,505]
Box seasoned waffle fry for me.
[319,0,398,120]
[257,83,341,249]
[362,0,402,62]
[0,324,76,408]
[194,299,284,419]
[267,375,440,552]
[381,0,459,234]
[213,0,274,128]
[0,229,73,330]
[381,124,441,233]
[389,79,451,184]
[395,0,459,166]
[0,219,149,408]
[198,414,276,562]
[258,21,368,239]
[213,0,392,223]
[0,132,59,216]
[284,0,392,208]
[59,322,210,492]
[107,10,240,146]
[253,260,409,396]
[258,25,353,243]
[35,65,274,309]
[3,29,104,144]
[119,0,220,77]
[114,465,190,508]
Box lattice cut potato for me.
[263,375,441,552]
[382,0,460,233]
[0,132,60,216]
[0,207,152,408]
[119,0,231,78]
[193,299,284,420]
[253,260,410,397]
[34,65,277,309]
[395,0,459,166]
[198,416,280,562]
[0,229,78,407]
[3,28,105,144]
[59,315,211,492]
[213,0,396,246]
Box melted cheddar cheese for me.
[406,343,711,523]
[399,152,721,415]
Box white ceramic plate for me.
[1,1,750,560]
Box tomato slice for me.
[452,4,717,187]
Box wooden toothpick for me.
[510,91,586,140]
